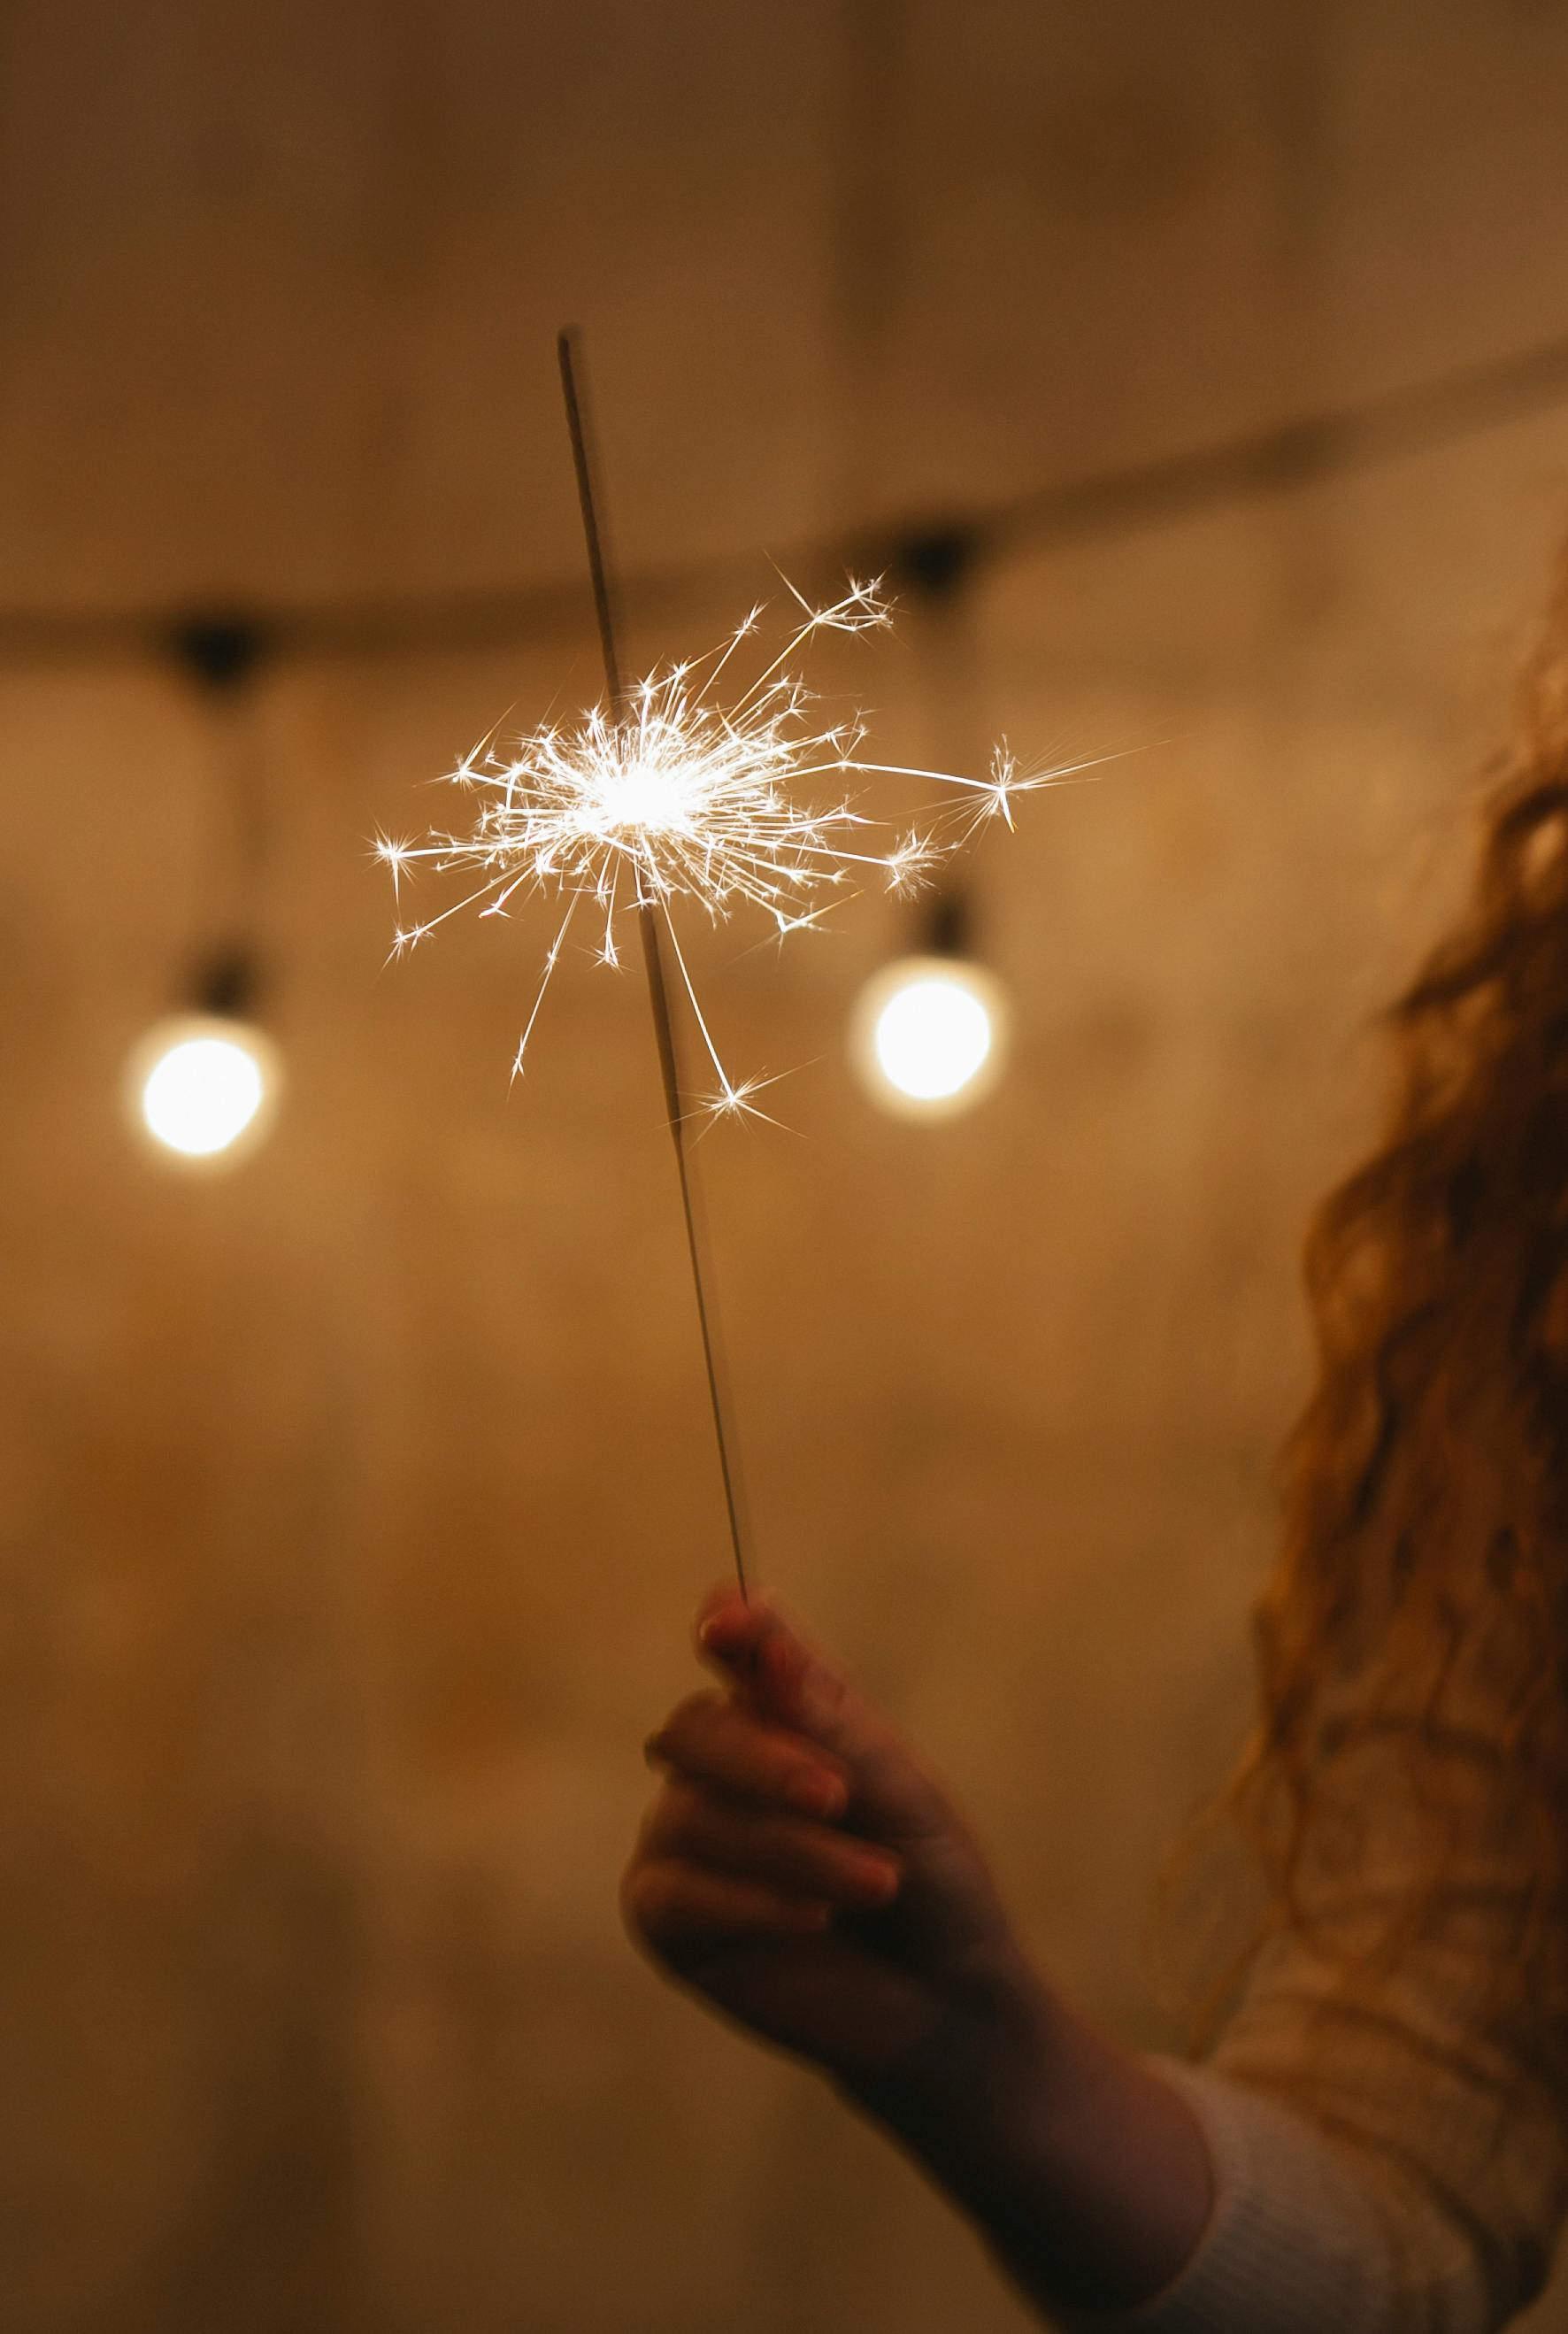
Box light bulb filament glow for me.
[127,1016,279,1164]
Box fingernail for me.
[857,1859,901,1904]
[788,1770,846,1819]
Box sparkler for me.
[376,331,1107,1596]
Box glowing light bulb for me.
[850,955,1009,1120]
[127,1016,279,1164]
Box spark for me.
[375,578,1094,1117]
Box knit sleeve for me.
[1048,2051,1410,2330]
[1056,1680,1568,2331]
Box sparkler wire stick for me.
[379,350,1121,1612]
[557,327,752,1598]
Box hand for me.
[624,1590,1216,2315]
[622,1587,1055,2113]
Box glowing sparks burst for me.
[376,578,1090,1121]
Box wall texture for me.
[4,4,1568,2329]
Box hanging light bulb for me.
[849,523,1011,1121]
[129,1012,279,1163]
[126,943,281,1165]
[851,881,1010,1120]
[850,949,1009,1119]
[128,617,282,1170]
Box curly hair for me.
[1225,561,1568,2023]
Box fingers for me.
[693,1588,949,1842]
[695,1585,776,1674]
[694,1590,869,1752]
[694,1588,773,1687]
[641,1779,903,1912]
[623,1859,834,1949]
[645,1690,849,1818]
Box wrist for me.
[834,1945,1071,2195]
[836,1957,1213,2313]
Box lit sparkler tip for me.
[989,743,1018,824]
[690,1071,791,1137]
[373,833,411,899]
[980,748,1018,829]
[885,831,940,893]
[380,571,1059,1119]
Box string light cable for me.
[2,325,1567,673]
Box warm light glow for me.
[127,1017,279,1163]
[583,760,694,835]
[378,579,1101,1122]
[850,956,1009,1119]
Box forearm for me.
[840,1967,1214,2315]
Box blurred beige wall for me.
[4,4,1568,2329]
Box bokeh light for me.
[127,1016,280,1164]
[850,955,1010,1119]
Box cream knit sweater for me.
[1068,1658,1568,2330]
